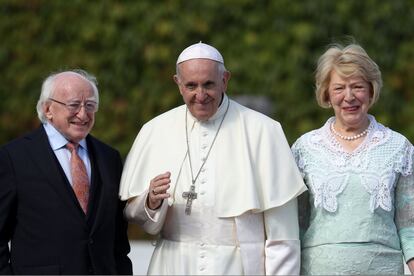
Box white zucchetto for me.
[176,42,224,64]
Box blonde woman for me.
[292,44,414,274]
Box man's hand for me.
[147,172,171,210]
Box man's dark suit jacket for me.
[0,126,132,275]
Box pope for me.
[119,42,307,275]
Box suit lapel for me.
[86,137,116,234]
[26,127,89,223]
[85,138,100,224]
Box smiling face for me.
[174,59,230,121]
[44,72,96,143]
[328,70,372,130]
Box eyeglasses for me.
[48,98,98,114]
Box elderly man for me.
[120,42,306,275]
[0,70,132,274]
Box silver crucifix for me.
[182,184,197,215]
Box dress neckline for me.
[318,115,389,158]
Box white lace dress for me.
[292,115,414,275]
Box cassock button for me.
[200,242,205,247]
[201,156,206,161]
[202,132,208,137]
[200,191,205,195]
[201,179,206,185]
[201,144,207,149]
[200,267,205,271]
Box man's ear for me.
[43,102,53,120]
[174,75,184,96]
[222,71,231,91]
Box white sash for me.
[161,205,237,246]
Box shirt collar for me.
[43,122,88,151]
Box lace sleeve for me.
[395,153,414,261]
[291,139,309,238]
[291,140,305,177]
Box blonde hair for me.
[315,44,382,108]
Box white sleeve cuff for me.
[123,189,168,235]
[265,239,300,275]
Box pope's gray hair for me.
[36,69,99,123]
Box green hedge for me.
[1,0,414,155]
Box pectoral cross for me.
[182,184,197,215]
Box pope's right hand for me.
[147,172,171,210]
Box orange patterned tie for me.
[66,142,89,214]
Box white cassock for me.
[120,94,307,275]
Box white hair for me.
[36,69,99,123]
